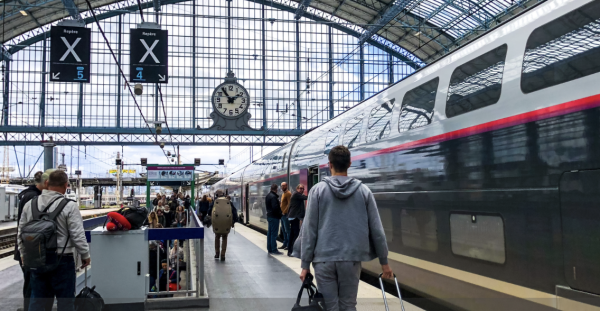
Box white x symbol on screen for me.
[59,37,82,62]
[140,39,160,63]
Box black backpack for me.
[20,197,70,273]
[75,268,105,311]
[118,206,148,230]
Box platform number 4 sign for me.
[129,28,168,84]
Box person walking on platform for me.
[287,184,307,257]
[208,190,238,261]
[198,195,210,221]
[14,170,47,311]
[18,170,91,311]
[299,146,392,311]
[279,182,292,251]
[265,184,282,255]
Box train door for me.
[245,183,250,224]
[307,166,319,192]
[560,170,600,294]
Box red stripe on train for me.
[346,94,600,162]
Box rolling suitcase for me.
[379,273,406,311]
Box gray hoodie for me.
[18,189,90,260]
[300,175,388,269]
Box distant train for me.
[212,0,600,309]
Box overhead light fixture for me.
[20,10,27,16]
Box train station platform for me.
[202,224,423,311]
[0,213,423,311]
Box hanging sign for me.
[147,166,193,182]
[109,169,137,174]
[50,26,91,83]
[129,28,168,84]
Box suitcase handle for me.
[378,273,406,311]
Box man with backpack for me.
[14,170,47,311]
[299,146,392,311]
[18,170,91,311]
[208,190,238,261]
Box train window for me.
[342,113,365,148]
[366,99,396,142]
[450,213,505,264]
[324,126,341,154]
[282,153,287,170]
[401,209,438,252]
[399,78,438,133]
[446,45,507,118]
[521,1,600,93]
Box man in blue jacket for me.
[265,184,282,255]
[300,145,392,311]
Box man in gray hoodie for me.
[300,145,392,311]
[18,170,90,311]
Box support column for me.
[388,53,394,86]
[77,83,83,127]
[40,38,47,127]
[261,4,267,130]
[328,26,333,120]
[295,20,301,129]
[116,15,122,128]
[3,60,10,126]
[43,139,55,170]
[359,43,365,101]
[155,84,159,121]
[192,0,196,128]
[227,0,232,72]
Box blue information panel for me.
[129,28,168,84]
[50,26,91,83]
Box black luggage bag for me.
[75,267,105,311]
[291,273,325,311]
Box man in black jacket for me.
[265,184,282,255]
[14,171,46,311]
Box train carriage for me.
[212,0,600,309]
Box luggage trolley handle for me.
[378,273,406,311]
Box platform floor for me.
[203,224,423,311]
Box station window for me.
[324,126,341,154]
[282,152,287,170]
[366,99,396,143]
[450,213,506,264]
[521,1,600,93]
[342,113,365,149]
[446,45,507,118]
[401,209,438,252]
[399,78,438,133]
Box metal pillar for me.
[192,0,196,128]
[295,20,301,129]
[77,83,83,127]
[359,43,365,101]
[2,60,10,126]
[261,4,267,130]
[388,53,394,85]
[227,0,232,72]
[116,15,122,128]
[43,139,55,170]
[40,38,47,127]
[328,26,334,120]
[154,84,159,121]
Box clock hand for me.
[221,88,231,97]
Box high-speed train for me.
[211,0,600,309]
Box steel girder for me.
[358,0,411,46]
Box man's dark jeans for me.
[267,217,280,253]
[287,218,301,256]
[30,256,76,311]
[20,263,31,311]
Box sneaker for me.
[278,245,287,249]
[269,251,283,255]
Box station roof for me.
[0,0,542,63]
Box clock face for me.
[212,82,250,118]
